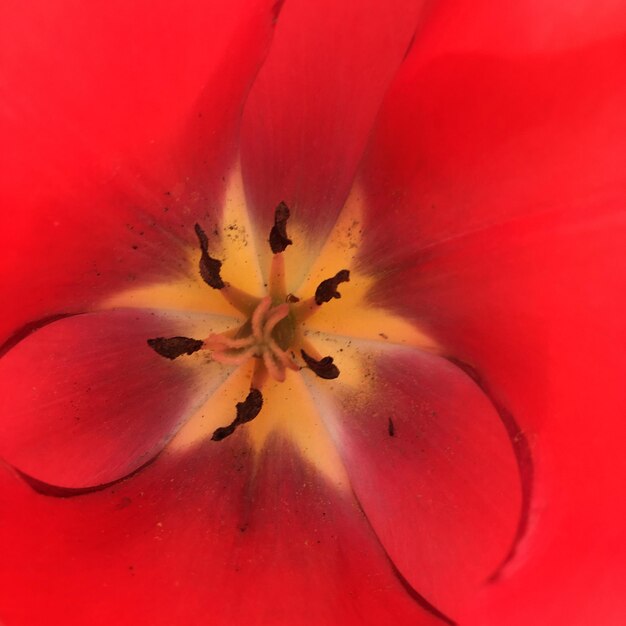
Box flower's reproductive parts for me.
[105,165,437,484]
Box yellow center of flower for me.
[103,163,437,486]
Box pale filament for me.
[291,296,319,323]
[220,283,260,315]
[268,253,287,301]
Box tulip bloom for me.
[1,1,625,625]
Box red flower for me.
[1,1,625,625]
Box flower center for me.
[205,296,297,380]
[147,202,348,441]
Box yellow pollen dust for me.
[101,162,437,487]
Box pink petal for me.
[240,0,424,255]
[0,309,232,489]
[307,345,522,619]
[0,0,279,340]
[0,437,444,626]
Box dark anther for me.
[301,350,340,380]
[211,388,264,441]
[388,417,396,437]
[211,425,235,442]
[286,294,300,303]
[269,201,293,254]
[194,223,225,289]
[147,337,204,360]
[314,269,350,305]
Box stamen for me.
[250,359,269,390]
[291,297,319,321]
[194,223,225,289]
[147,336,204,360]
[315,269,350,305]
[269,201,293,254]
[195,223,259,314]
[211,388,263,441]
[220,284,262,316]
[301,349,340,380]
[292,268,351,322]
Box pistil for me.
[204,296,298,382]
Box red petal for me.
[240,0,424,257]
[0,438,443,626]
[0,0,278,340]
[408,0,626,57]
[356,6,626,622]
[358,16,626,268]
[307,345,522,618]
[0,309,232,489]
[410,216,626,625]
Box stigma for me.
[204,296,298,382]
